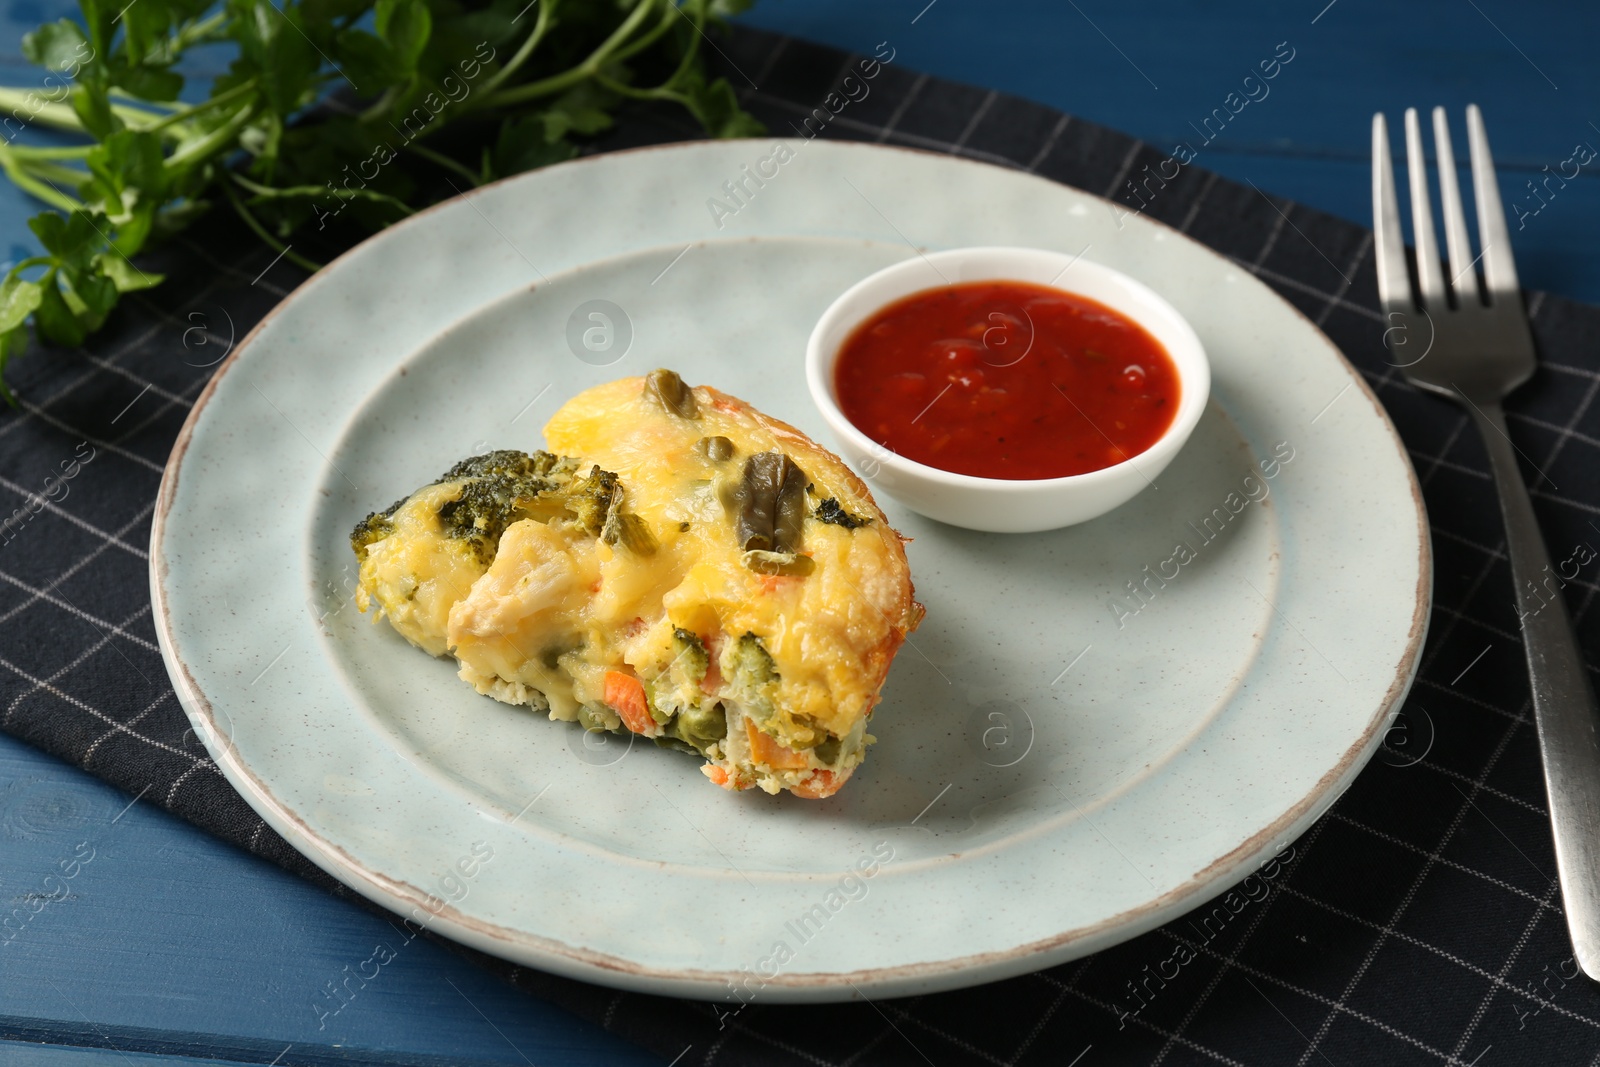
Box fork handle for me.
[1468,399,1600,978]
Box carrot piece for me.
[744,720,809,770]
[705,765,730,787]
[604,671,653,734]
[792,770,840,799]
[701,643,723,694]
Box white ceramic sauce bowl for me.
[806,246,1211,533]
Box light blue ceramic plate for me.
[151,140,1429,1003]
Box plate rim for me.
[150,137,1433,1000]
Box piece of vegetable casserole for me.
[350,370,922,798]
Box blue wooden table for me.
[5,1,1598,1062]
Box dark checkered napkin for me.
[4,23,1600,1066]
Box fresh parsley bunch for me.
[0,0,761,400]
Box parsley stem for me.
[21,160,88,186]
[232,171,415,213]
[622,0,707,97]
[146,79,259,135]
[399,142,478,186]
[0,144,79,211]
[668,0,709,80]
[110,105,170,128]
[0,89,170,136]
[0,94,88,136]
[357,85,400,123]
[222,180,323,272]
[475,57,589,109]
[165,100,258,171]
[478,0,662,110]
[172,10,229,50]
[593,72,691,109]
[108,90,179,114]
[4,145,94,159]
[611,4,680,63]
[476,0,554,97]
[7,257,54,276]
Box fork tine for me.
[1467,103,1521,298]
[1372,112,1413,312]
[1432,107,1482,305]
[1404,107,1447,308]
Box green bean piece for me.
[732,451,810,554]
[645,368,700,419]
[695,435,736,461]
[772,459,808,553]
[733,451,782,551]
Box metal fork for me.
[1374,104,1600,978]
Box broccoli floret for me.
[566,465,621,537]
[729,631,777,687]
[567,464,655,554]
[672,628,710,683]
[351,448,648,572]
[435,450,578,565]
[722,631,779,724]
[438,449,566,482]
[349,494,409,561]
[646,629,710,725]
[643,631,724,757]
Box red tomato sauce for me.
[834,280,1181,480]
